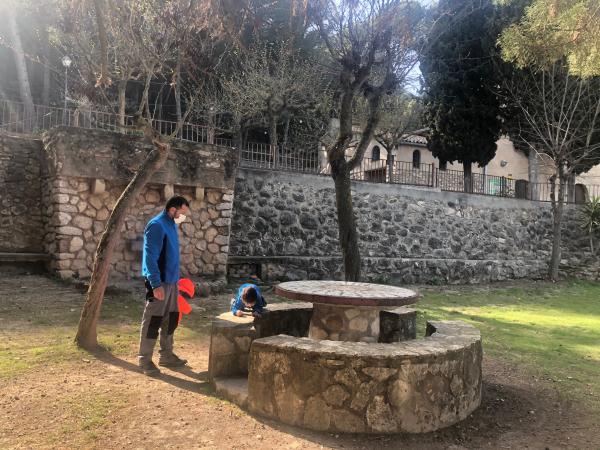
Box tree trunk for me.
[207,109,215,144]
[269,114,278,167]
[40,18,51,106]
[117,80,127,127]
[92,0,111,88]
[527,150,538,200]
[332,163,361,281]
[8,8,35,130]
[75,139,170,349]
[549,172,566,281]
[282,116,290,151]
[463,161,473,193]
[138,70,152,118]
[175,52,182,125]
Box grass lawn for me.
[417,280,600,410]
[1,273,600,448]
[2,276,598,411]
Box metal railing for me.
[2,98,598,204]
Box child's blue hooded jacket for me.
[231,283,267,315]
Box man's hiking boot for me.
[140,360,161,376]
[158,353,188,368]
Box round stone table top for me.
[274,280,419,307]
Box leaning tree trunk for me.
[549,173,566,281]
[75,139,170,349]
[332,162,361,281]
[8,8,35,130]
[463,161,473,194]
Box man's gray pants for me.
[138,282,179,365]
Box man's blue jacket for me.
[142,211,180,288]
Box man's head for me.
[165,196,190,222]
[242,286,259,307]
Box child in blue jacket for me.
[231,283,267,317]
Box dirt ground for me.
[0,270,599,449]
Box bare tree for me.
[357,92,423,176]
[74,0,230,349]
[310,0,421,280]
[222,40,327,160]
[502,61,600,280]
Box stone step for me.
[213,376,249,409]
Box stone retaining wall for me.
[229,169,589,283]
[0,135,44,253]
[247,320,482,433]
[38,127,237,280]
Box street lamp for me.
[61,56,72,112]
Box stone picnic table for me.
[274,280,419,342]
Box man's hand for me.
[235,310,244,317]
[153,286,165,301]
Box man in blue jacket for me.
[138,196,190,376]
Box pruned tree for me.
[57,0,184,125]
[74,0,236,349]
[498,0,600,280]
[357,92,424,174]
[310,0,422,280]
[501,61,600,280]
[222,40,328,159]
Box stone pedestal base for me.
[309,303,382,342]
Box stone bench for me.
[208,303,417,381]
[247,320,482,434]
[208,302,312,381]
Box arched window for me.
[372,145,380,161]
[439,160,447,171]
[412,149,421,168]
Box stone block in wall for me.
[163,184,175,200]
[90,179,104,194]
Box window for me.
[412,149,421,168]
[372,145,380,161]
[439,160,447,171]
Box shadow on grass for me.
[90,347,215,396]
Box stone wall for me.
[0,135,44,253]
[247,321,482,433]
[39,127,237,280]
[229,169,589,283]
